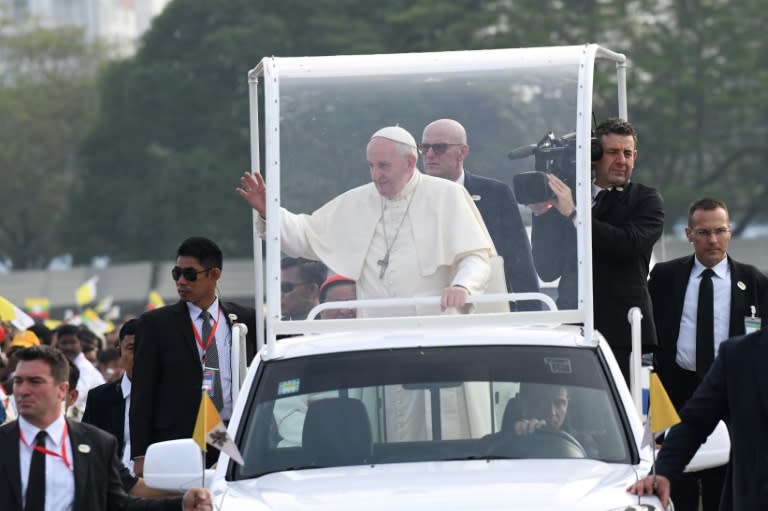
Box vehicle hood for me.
[213,459,659,510]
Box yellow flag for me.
[44,319,62,330]
[193,391,244,465]
[75,277,98,306]
[0,296,35,330]
[147,290,165,311]
[83,308,100,322]
[649,372,681,434]
[0,296,15,322]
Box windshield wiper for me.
[443,455,520,461]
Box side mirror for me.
[144,438,215,490]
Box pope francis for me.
[237,126,496,317]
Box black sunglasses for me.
[172,266,211,282]
[281,282,310,293]
[418,143,462,155]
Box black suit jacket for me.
[656,329,768,511]
[649,255,768,409]
[0,419,180,511]
[130,300,256,458]
[531,181,664,350]
[82,378,126,456]
[463,171,540,305]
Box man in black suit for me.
[421,119,540,310]
[83,318,137,471]
[648,197,768,511]
[628,328,768,511]
[526,118,664,382]
[0,345,211,511]
[130,237,257,476]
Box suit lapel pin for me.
[737,281,746,291]
[615,186,624,192]
[471,194,481,202]
[228,313,239,323]
[78,444,91,454]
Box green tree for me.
[0,21,107,269]
[69,0,768,265]
[70,0,409,262]
[627,0,768,234]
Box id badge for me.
[202,369,215,396]
[744,316,761,334]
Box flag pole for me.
[651,406,657,493]
[201,388,207,488]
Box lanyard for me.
[191,307,221,362]
[20,422,72,470]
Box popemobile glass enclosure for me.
[247,44,629,351]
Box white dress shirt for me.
[675,257,731,371]
[72,352,106,416]
[19,415,75,511]
[186,298,233,420]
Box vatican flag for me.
[193,391,244,465]
[649,372,681,434]
[0,296,35,330]
[642,372,682,450]
[75,277,99,306]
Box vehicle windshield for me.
[233,345,632,478]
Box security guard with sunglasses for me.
[129,237,257,476]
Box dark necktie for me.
[25,430,46,511]
[696,268,715,378]
[592,189,607,209]
[200,310,224,410]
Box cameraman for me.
[526,118,664,383]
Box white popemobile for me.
[144,45,727,510]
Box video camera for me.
[510,132,603,205]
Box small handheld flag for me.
[0,296,35,330]
[75,277,99,306]
[649,372,681,434]
[193,391,244,465]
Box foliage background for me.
[2,0,766,268]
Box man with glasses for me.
[280,257,327,320]
[647,197,768,511]
[237,125,495,317]
[421,119,539,310]
[129,237,256,476]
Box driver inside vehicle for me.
[503,383,599,457]
[508,383,570,435]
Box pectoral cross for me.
[377,252,389,279]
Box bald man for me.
[421,119,540,310]
[238,126,495,317]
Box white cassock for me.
[259,170,498,442]
[257,170,495,317]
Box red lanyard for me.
[191,307,221,362]
[20,422,72,470]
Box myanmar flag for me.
[24,298,50,319]
[146,290,165,311]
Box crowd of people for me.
[0,117,765,510]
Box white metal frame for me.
[248,44,628,357]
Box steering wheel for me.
[485,426,587,459]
